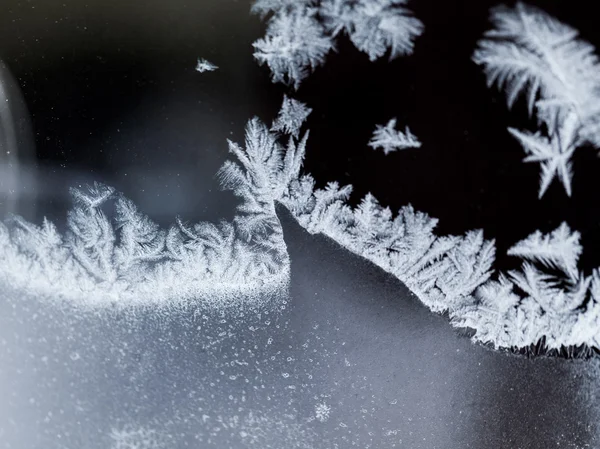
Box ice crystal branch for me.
[0,139,293,306]
[266,97,599,355]
[265,101,496,315]
[252,0,423,88]
[453,223,600,353]
[507,221,581,281]
[474,2,600,197]
[253,8,334,89]
[271,95,313,138]
[368,118,421,154]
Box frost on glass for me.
[474,2,600,198]
[368,118,421,154]
[195,58,219,73]
[2,94,597,355]
[453,223,600,355]
[271,95,313,138]
[252,0,423,88]
[0,136,292,308]
[260,99,497,315]
[110,426,165,449]
[264,97,599,355]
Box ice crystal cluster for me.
[455,223,600,354]
[474,2,600,198]
[110,426,164,449]
[368,118,421,154]
[0,134,291,308]
[252,0,424,88]
[195,58,218,73]
[255,97,600,354]
[261,97,497,315]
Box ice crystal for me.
[266,97,600,354]
[195,58,218,73]
[474,2,600,197]
[0,129,292,307]
[271,95,313,138]
[263,101,496,315]
[368,118,421,154]
[110,426,163,449]
[253,8,334,89]
[3,94,597,354]
[314,402,331,422]
[453,223,600,352]
[252,0,423,88]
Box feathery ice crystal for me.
[2,94,599,355]
[368,118,421,154]
[252,0,424,88]
[454,223,600,355]
[271,95,314,139]
[0,130,292,308]
[262,101,498,316]
[474,2,600,198]
[195,58,218,73]
[246,97,600,355]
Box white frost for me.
[368,118,421,154]
[269,97,599,354]
[196,58,218,73]
[0,123,293,308]
[271,95,313,139]
[453,223,600,352]
[110,426,163,449]
[474,2,600,198]
[3,95,597,354]
[252,0,423,88]
[314,402,331,422]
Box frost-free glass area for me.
[1,0,600,448]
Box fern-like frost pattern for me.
[3,96,598,354]
[368,118,421,154]
[252,0,423,88]
[454,223,600,353]
[196,58,218,73]
[474,2,600,198]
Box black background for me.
[0,0,598,270]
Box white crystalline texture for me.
[453,223,600,352]
[321,0,424,61]
[110,426,163,449]
[507,221,582,281]
[507,117,576,198]
[0,124,294,307]
[252,0,423,88]
[253,8,334,89]
[195,58,218,73]
[368,118,421,154]
[474,2,600,197]
[269,97,600,354]
[314,402,331,422]
[2,94,597,354]
[271,108,496,316]
[271,95,313,138]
